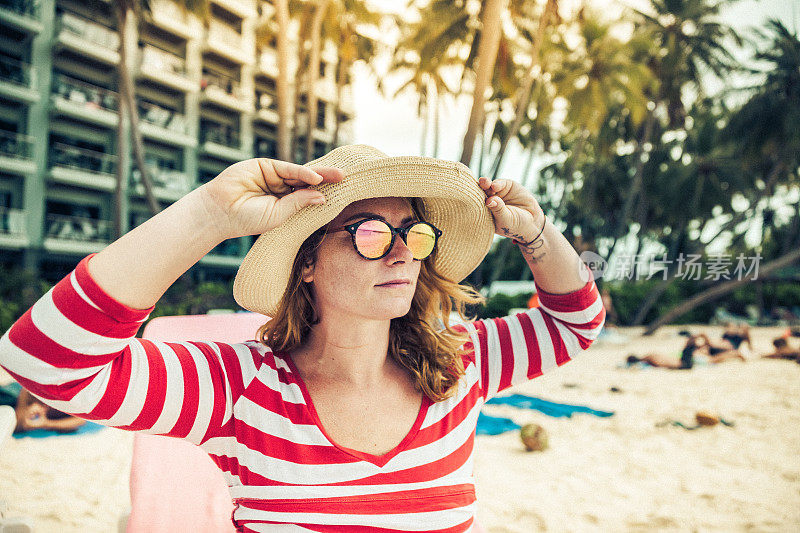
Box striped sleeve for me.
[456,264,606,402]
[0,253,260,445]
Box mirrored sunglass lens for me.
[354,220,393,258]
[406,223,436,259]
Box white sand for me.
[1,325,799,532]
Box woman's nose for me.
[386,234,413,262]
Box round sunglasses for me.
[319,217,442,260]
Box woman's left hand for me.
[478,176,545,243]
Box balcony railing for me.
[57,10,119,51]
[201,68,244,100]
[140,44,188,77]
[49,142,117,175]
[255,89,276,112]
[0,0,41,19]
[209,238,241,257]
[0,206,26,236]
[138,99,188,133]
[201,124,240,148]
[52,73,118,112]
[131,157,191,193]
[0,129,34,160]
[45,213,112,243]
[0,54,35,88]
[207,19,241,49]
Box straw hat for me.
[232,144,496,316]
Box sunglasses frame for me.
[320,216,442,261]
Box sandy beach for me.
[1,325,798,532]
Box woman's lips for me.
[376,280,411,287]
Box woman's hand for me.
[197,158,345,240]
[478,176,545,243]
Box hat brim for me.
[233,155,495,316]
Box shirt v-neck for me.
[278,350,430,468]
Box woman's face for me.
[303,197,423,322]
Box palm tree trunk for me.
[114,83,128,240]
[304,0,331,162]
[432,81,440,158]
[419,87,428,156]
[117,5,160,217]
[630,221,687,325]
[459,0,507,167]
[644,247,800,335]
[291,9,313,162]
[275,0,292,161]
[613,109,656,242]
[520,145,536,189]
[330,56,348,150]
[489,0,555,179]
[554,130,587,219]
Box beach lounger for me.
[121,312,267,533]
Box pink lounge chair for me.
[124,312,267,533]
[123,312,489,533]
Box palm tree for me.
[106,0,209,239]
[459,0,508,167]
[643,19,800,333]
[488,0,559,179]
[550,12,652,221]
[610,0,742,258]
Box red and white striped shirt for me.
[0,253,605,532]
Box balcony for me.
[44,213,113,254]
[201,69,251,113]
[200,237,243,268]
[210,0,256,20]
[0,206,28,249]
[147,0,192,40]
[0,0,43,34]
[340,85,354,116]
[54,11,120,65]
[0,54,38,103]
[130,158,192,202]
[48,142,117,191]
[314,76,337,105]
[200,125,249,161]
[137,44,197,93]
[0,129,36,175]
[254,90,279,125]
[138,100,195,147]
[204,20,253,64]
[51,74,118,127]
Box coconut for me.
[519,423,548,452]
[695,411,721,426]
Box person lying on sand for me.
[626,333,746,369]
[759,337,800,362]
[0,383,86,434]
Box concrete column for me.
[22,0,56,272]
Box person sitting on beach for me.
[0,382,86,434]
[0,146,606,532]
[759,337,800,361]
[626,333,745,369]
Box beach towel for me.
[484,394,614,418]
[476,413,522,435]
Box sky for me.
[348,0,798,265]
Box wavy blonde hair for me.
[256,198,486,402]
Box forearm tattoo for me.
[501,226,546,262]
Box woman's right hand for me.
[197,158,345,240]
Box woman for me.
[0,145,605,532]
